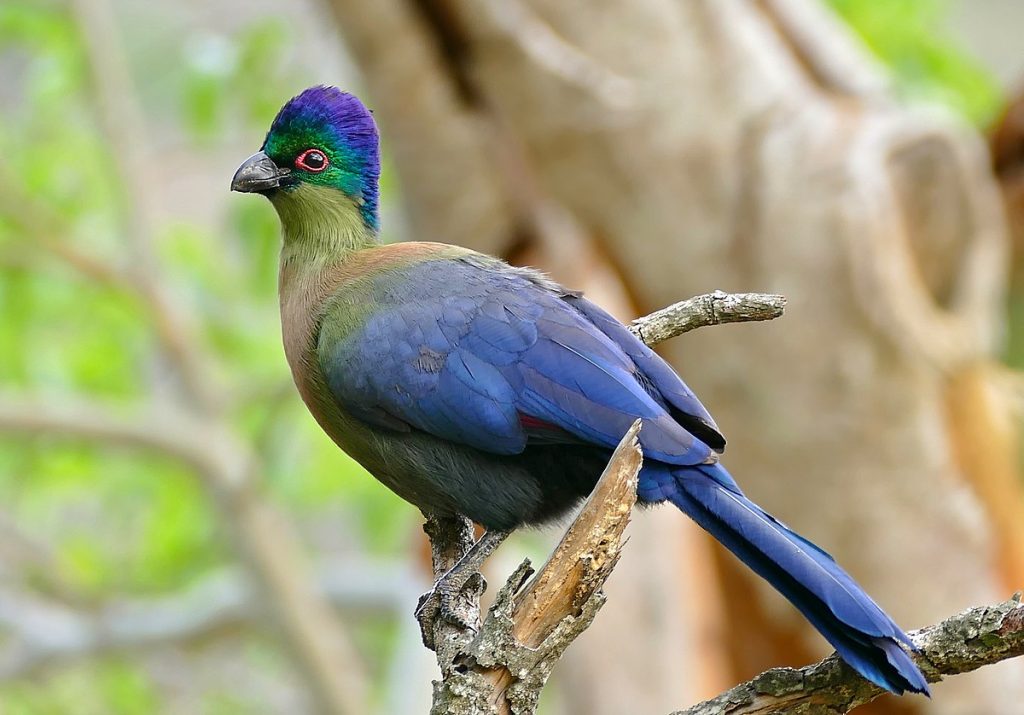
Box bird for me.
[231,85,929,696]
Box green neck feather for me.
[271,183,378,266]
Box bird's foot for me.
[415,528,511,651]
[415,569,487,650]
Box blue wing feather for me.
[318,257,715,464]
[564,295,725,451]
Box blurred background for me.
[2,0,1024,713]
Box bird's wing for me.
[317,254,715,464]
[562,295,725,452]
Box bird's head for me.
[231,86,381,234]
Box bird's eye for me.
[295,149,328,173]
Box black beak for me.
[231,151,287,193]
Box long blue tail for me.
[642,462,929,695]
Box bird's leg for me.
[415,528,511,648]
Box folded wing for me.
[318,256,719,465]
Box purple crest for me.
[264,86,381,227]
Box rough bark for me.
[676,595,1024,715]
[632,291,787,346]
[427,422,642,715]
[322,0,1024,711]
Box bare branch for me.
[480,420,642,714]
[428,422,643,715]
[419,513,480,657]
[631,290,788,346]
[509,421,641,639]
[674,595,1024,715]
[0,557,424,682]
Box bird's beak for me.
[231,151,287,193]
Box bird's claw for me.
[415,570,486,650]
[414,528,509,650]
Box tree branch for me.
[0,557,424,682]
[479,420,642,714]
[428,421,643,715]
[674,595,1024,715]
[630,290,787,345]
[424,290,785,713]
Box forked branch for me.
[422,290,1024,714]
[422,291,785,714]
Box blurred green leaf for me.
[827,0,1002,123]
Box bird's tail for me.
[646,462,929,695]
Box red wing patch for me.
[518,413,560,430]
[517,412,585,445]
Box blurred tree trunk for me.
[321,0,1024,712]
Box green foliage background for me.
[0,0,1008,712]
[0,3,413,712]
[827,0,1002,123]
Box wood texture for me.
[481,420,642,712]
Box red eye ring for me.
[295,148,329,173]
